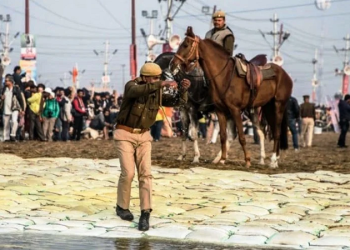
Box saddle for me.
[234,53,275,90]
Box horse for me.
[154,52,235,164]
[170,27,293,168]
[154,52,269,165]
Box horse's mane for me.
[202,38,230,57]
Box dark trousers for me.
[72,116,83,141]
[61,121,70,141]
[151,120,163,141]
[338,120,349,147]
[29,109,45,141]
[288,118,299,149]
[253,126,260,144]
[199,123,207,139]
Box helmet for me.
[140,62,162,76]
[212,10,225,19]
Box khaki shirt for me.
[116,77,188,129]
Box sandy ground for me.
[0,132,349,174]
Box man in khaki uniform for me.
[205,10,235,56]
[300,95,315,147]
[114,62,190,231]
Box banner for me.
[342,74,349,96]
[21,34,36,60]
[19,60,37,83]
[20,34,37,82]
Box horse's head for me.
[170,26,200,75]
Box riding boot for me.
[138,210,151,231]
[116,205,134,221]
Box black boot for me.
[138,210,150,231]
[116,205,134,221]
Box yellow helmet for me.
[140,63,162,76]
[212,10,225,19]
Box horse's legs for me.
[257,128,265,165]
[270,101,286,168]
[215,111,228,164]
[213,119,233,164]
[253,108,266,165]
[190,121,200,163]
[187,109,200,163]
[231,108,251,167]
[177,109,189,161]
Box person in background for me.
[42,88,60,141]
[71,89,87,141]
[53,87,64,141]
[109,95,120,123]
[300,95,315,147]
[198,113,207,140]
[61,88,72,142]
[12,66,24,92]
[103,108,113,139]
[337,94,350,148]
[287,96,300,151]
[151,108,164,142]
[27,83,46,141]
[1,75,24,142]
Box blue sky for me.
[1,0,349,102]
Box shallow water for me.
[0,233,294,250]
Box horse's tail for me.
[279,108,288,150]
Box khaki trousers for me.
[43,117,57,141]
[301,117,314,147]
[114,129,153,211]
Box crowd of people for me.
[0,66,123,142]
[1,65,349,148]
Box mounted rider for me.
[205,10,235,57]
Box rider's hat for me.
[212,10,225,19]
[303,95,310,99]
[140,62,162,76]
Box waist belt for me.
[116,124,149,134]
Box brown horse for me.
[170,27,293,168]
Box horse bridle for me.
[174,36,200,72]
[174,35,233,82]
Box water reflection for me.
[0,233,296,250]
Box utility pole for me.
[141,10,159,62]
[166,0,172,41]
[334,34,350,96]
[201,5,216,29]
[130,0,137,79]
[271,13,278,59]
[259,13,290,66]
[159,0,186,53]
[311,49,318,103]
[0,14,19,77]
[93,40,117,90]
[25,0,30,34]
[59,72,70,87]
[104,40,109,89]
